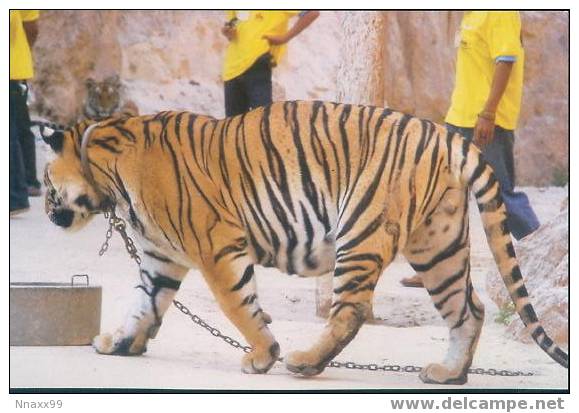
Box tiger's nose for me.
[51,208,74,228]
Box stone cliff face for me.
[516,12,569,186]
[485,199,569,347]
[30,10,567,185]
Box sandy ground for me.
[9,144,568,391]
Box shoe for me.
[10,206,30,217]
[27,186,42,197]
[400,273,424,288]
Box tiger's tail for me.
[450,133,568,369]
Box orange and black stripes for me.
[45,100,567,376]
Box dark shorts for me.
[10,80,31,210]
[224,53,273,117]
[10,80,40,189]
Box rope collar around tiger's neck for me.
[80,122,114,213]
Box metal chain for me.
[173,300,253,355]
[98,212,114,256]
[99,210,141,266]
[101,209,534,378]
[172,297,532,377]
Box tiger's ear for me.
[41,126,64,153]
[105,74,121,89]
[85,78,96,90]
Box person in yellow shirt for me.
[401,11,540,288]
[10,10,40,215]
[221,10,319,117]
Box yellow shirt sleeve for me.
[486,12,522,60]
[19,10,39,22]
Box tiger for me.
[84,75,139,120]
[41,100,568,384]
[31,76,138,134]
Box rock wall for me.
[485,201,569,347]
[517,12,569,186]
[381,12,460,123]
[29,11,567,185]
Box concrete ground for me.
[9,180,568,390]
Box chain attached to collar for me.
[99,208,141,266]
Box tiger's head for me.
[84,75,121,120]
[42,123,109,231]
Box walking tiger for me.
[42,101,568,384]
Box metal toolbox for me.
[10,275,101,346]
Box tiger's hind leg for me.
[93,250,188,356]
[285,219,396,376]
[404,188,485,384]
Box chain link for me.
[173,300,253,354]
[101,208,534,378]
[99,210,141,266]
[98,212,114,257]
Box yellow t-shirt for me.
[222,10,301,81]
[445,11,524,130]
[10,10,39,80]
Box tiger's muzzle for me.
[49,208,75,228]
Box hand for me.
[221,25,236,41]
[262,34,290,46]
[473,116,495,146]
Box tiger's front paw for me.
[241,342,280,374]
[285,350,326,376]
[92,329,147,356]
[419,363,467,385]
